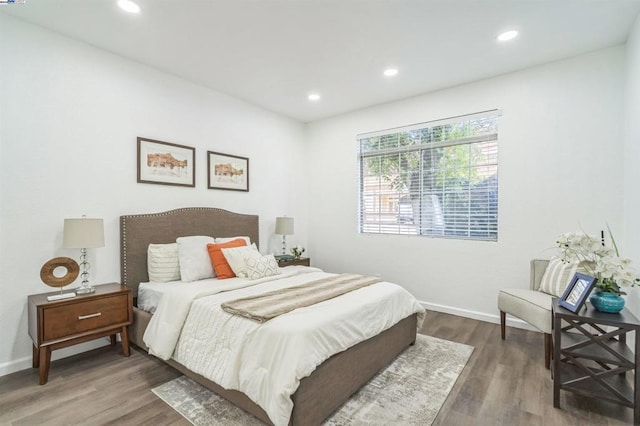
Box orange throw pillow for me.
[207,239,247,279]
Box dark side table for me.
[552,298,640,424]
[277,257,310,267]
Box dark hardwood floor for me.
[0,311,634,425]
[425,313,633,426]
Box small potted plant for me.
[291,245,305,260]
[556,228,640,312]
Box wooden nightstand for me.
[28,283,133,384]
[277,257,310,267]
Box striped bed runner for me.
[221,273,381,322]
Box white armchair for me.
[498,259,553,369]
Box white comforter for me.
[144,266,425,426]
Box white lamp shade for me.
[63,218,105,249]
[275,217,294,235]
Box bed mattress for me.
[137,267,311,314]
[138,279,219,314]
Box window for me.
[358,110,500,241]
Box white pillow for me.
[538,257,587,296]
[176,236,216,282]
[147,243,180,283]
[240,254,280,280]
[221,244,261,277]
[215,236,251,245]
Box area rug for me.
[151,334,473,426]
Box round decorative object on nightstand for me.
[40,257,80,287]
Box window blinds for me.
[357,110,500,241]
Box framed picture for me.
[559,273,597,313]
[137,137,195,187]
[207,151,249,191]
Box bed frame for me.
[120,207,417,425]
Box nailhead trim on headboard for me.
[120,207,260,297]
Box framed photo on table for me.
[559,273,597,313]
[207,151,249,191]
[137,137,195,187]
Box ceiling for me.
[3,0,640,122]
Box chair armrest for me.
[530,259,550,290]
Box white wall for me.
[0,15,307,374]
[624,14,640,316]
[306,47,626,323]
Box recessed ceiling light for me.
[118,0,141,14]
[497,30,519,42]
[383,68,399,77]
[308,93,321,101]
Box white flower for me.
[290,245,306,257]
[555,230,640,294]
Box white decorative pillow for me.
[240,254,280,280]
[221,243,261,277]
[215,236,251,245]
[147,243,180,283]
[538,257,587,296]
[176,236,216,282]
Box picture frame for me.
[137,137,195,187]
[207,151,249,191]
[559,272,597,313]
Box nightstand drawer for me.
[43,294,129,340]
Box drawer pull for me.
[78,312,102,320]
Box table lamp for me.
[63,217,104,294]
[275,216,294,255]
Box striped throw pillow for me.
[147,243,181,283]
[538,257,586,296]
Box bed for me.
[120,207,423,425]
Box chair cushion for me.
[538,256,586,296]
[498,288,554,334]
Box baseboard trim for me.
[0,338,111,377]
[420,300,540,333]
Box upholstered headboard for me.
[120,207,259,296]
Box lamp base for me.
[76,286,95,295]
